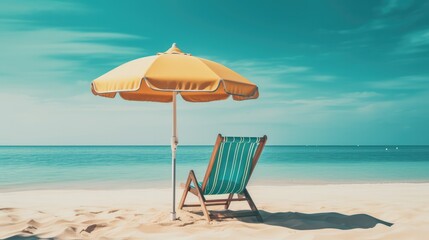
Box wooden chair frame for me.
[179,134,267,222]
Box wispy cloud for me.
[0,2,145,98]
[307,75,336,82]
[0,26,145,96]
[288,91,382,109]
[337,0,422,34]
[379,0,415,15]
[216,58,339,85]
[223,59,309,78]
[324,0,429,67]
[395,29,429,54]
[369,75,429,89]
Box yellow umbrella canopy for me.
[91,43,259,102]
[91,43,259,221]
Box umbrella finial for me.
[165,43,184,54]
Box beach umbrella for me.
[91,43,259,220]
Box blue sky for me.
[0,0,428,145]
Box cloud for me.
[335,0,415,34]
[307,75,336,82]
[395,29,429,54]
[223,59,309,78]
[198,58,343,107]
[329,1,429,63]
[379,0,415,15]
[369,75,429,89]
[288,91,382,109]
[215,58,340,84]
[336,1,426,35]
[0,15,145,98]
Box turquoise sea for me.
[0,146,428,191]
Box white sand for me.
[1,183,428,239]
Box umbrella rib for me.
[193,57,259,98]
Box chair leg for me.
[242,188,263,222]
[224,193,234,209]
[189,171,211,222]
[179,171,193,210]
[181,170,211,222]
[197,194,211,222]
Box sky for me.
[0,0,428,145]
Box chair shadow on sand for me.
[186,209,393,230]
[237,210,393,230]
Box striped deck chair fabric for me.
[204,136,262,195]
[179,134,267,222]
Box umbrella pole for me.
[171,92,178,220]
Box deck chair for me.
[179,134,267,222]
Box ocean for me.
[0,145,428,191]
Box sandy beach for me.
[1,183,428,239]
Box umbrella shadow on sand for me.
[239,210,393,230]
